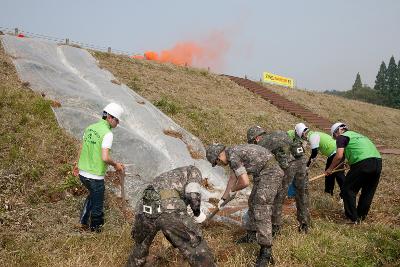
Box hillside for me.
[265,83,400,148]
[91,51,302,145]
[1,41,399,266]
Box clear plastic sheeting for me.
[1,35,227,207]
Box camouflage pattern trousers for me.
[246,166,283,246]
[126,211,215,267]
[271,157,310,226]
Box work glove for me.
[194,211,206,223]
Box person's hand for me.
[325,168,333,176]
[227,191,237,199]
[114,162,125,172]
[218,191,237,208]
[194,211,207,224]
[72,164,79,177]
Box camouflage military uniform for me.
[287,156,310,226]
[126,166,215,267]
[226,144,284,247]
[255,131,299,227]
[273,130,310,228]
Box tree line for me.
[325,56,400,109]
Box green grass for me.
[154,96,182,115]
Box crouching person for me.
[126,165,216,267]
[206,144,284,267]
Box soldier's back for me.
[227,144,275,176]
[259,131,292,152]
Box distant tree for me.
[374,61,386,93]
[328,57,400,109]
[385,56,398,106]
[395,60,400,107]
[352,72,363,91]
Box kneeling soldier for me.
[126,165,215,267]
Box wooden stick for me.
[203,194,236,223]
[120,170,126,210]
[309,168,348,182]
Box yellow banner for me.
[263,72,294,88]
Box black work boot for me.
[255,245,274,267]
[235,230,257,244]
[298,223,308,234]
[272,224,281,238]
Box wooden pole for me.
[309,168,348,182]
[120,171,125,203]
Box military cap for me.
[247,125,266,143]
[206,144,225,167]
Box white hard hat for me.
[103,103,124,120]
[331,122,347,136]
[295,123,308,137]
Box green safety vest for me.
[307,131,336,157]
[342,131,381,165]
[78,119,111,176]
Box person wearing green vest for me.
[326,122,382,223]
[73,103,125,232]
[295,123,344,197]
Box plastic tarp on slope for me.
[1,35,227,208]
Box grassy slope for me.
[0,42,399,266]
[92,51,301,145]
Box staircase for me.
[224,75,333,131]
[224,75,400,155]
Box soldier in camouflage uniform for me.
[206,144,284,267]
[126,165,215,267]
[247,126,310,234]
[287,128,310,232]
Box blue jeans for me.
[287,179,296,197]
[79,175,105,230]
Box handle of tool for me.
[204,194,236,223]
[120,170,126,210]
[309,168,348,182]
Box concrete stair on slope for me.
[224,75,333,131]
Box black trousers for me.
[324,154,345,196]
[342,158,382,222]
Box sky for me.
[1,0,399,91]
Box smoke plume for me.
[133,31,230,71]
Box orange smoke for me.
[134,31,229,71]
